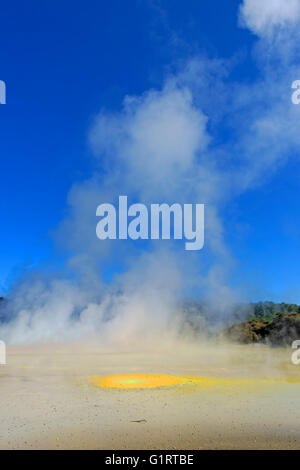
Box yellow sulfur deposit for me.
[88,373,300,390]
[88,374,188,389]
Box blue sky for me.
[0,0,300,303]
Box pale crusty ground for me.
[0,343,300,450]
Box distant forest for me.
[182,300,300,326]
[246,301,300,320]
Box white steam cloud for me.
[239,0,300,37]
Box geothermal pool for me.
[88,373,300,390]
[88,374,188,389]
[1,343,300,449]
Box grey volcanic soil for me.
[0,343,300,450]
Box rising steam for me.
[1,0,300,346]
